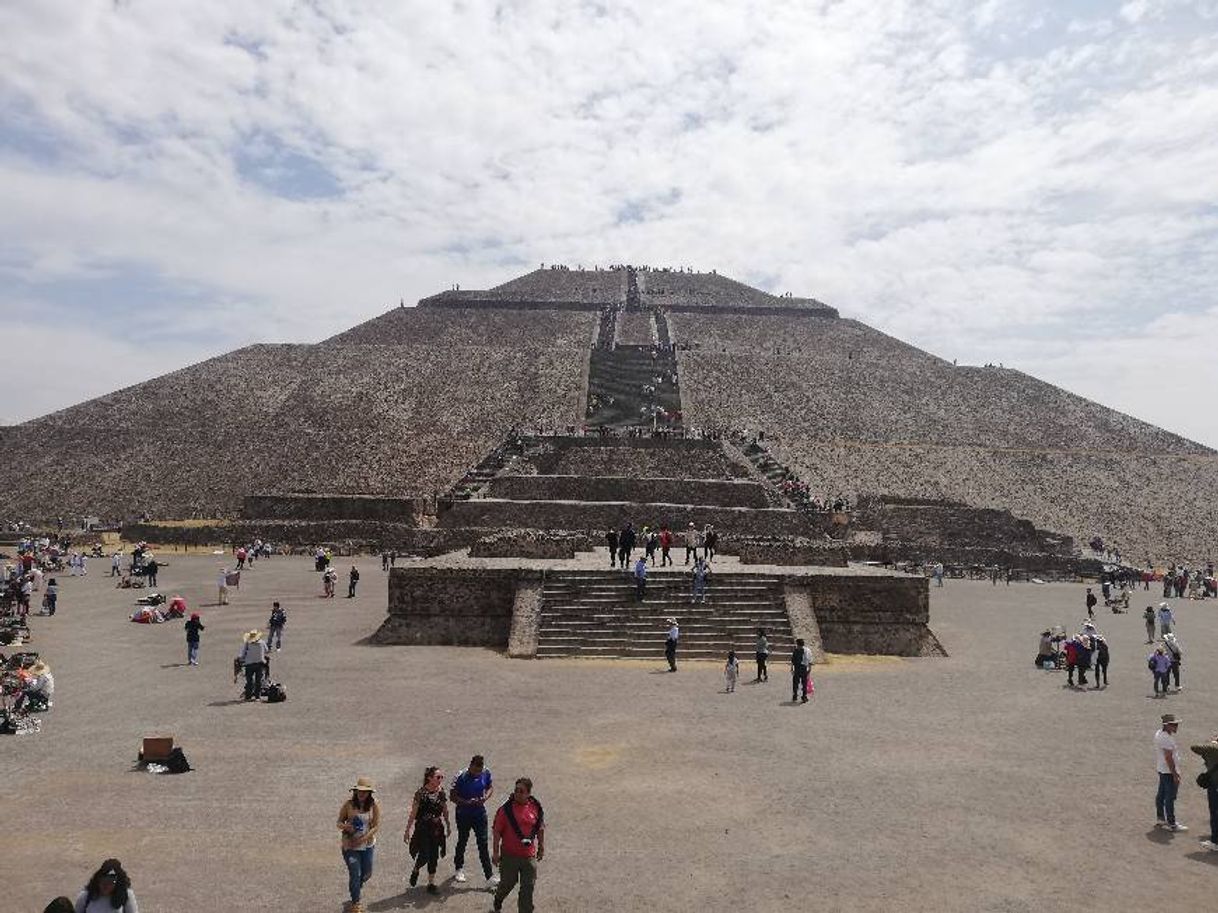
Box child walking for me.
[724,650,740,692]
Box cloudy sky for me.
[3,0,1217,445]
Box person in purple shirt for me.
[1149,646,1173,696]
[449,755,498,887]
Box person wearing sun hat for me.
[1155,713,1188,832]
[236,630,268,701]
[338,776,381,913]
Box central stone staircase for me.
[536,568,796,660]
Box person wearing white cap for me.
[1155,713,1188,832]
[665,618,679,671]
[338,777,381,913]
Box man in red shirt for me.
[492,777,545,913]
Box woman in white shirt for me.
[74,859,138,912]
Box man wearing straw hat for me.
[236,630,268,701]
[1155,713,1188,832]
[14,659,53,712]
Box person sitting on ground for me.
[165,595,188,619]
[14,658,54,711]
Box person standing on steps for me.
[618,523,636,569]
[606,527,619,568]
[405,766,451,895]
[690,555,710,603]
[754,628,769,682]
[450,755,499,888]
[633,555,647,602]
[184,612,204,666]
[665,617,679,672]
[683,522,699,565]
[338,777,380,913]
[1190,731,1218,852]
[1144,605,1156,643]
[1154,713,1188,833]
[659,524,673,566]
[492,777,545,913]
[791,638,811,703]
[704,525,718,562]
[267,601,287,651]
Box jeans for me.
[343,846,374,902]
[494,853,538,913]
[1153,671,1170,694]
[348,580,357,597]
[454,814,492,878]
[684,546,697,564]
[1093,658,1108,685]
[1156,772,1179,825]
[1146,621,1155,642]
[46,594,56,615]
[792,666,808,700]
[244,663,264,700]
[635,579,646,601]
[1170,661,1181,688]
[1208,783,1218,842]
[755,652,768,681]
[187,641,199,665]
[661,547,671,566]
[267,626,283,650]
[665,639,677,671]
[692,579,706,602]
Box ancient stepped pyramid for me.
[2,265,1214,565]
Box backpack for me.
[500,797,544,845]
[265,683,286,703]
[166,747,192,773]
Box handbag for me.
[1198,770,1213,790]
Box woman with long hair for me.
[405,766,451,894]
[337,777,381,913]
[74,858,138,912]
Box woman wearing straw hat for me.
[235,630,268,701]
[338,777,381,913]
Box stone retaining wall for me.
[734,538,848,567]
[371,567,530,646]
[242,494,420,523]
[470,530,583,559]
[794,573,943,656]
[439,499,829,537]
[488,474,771,508]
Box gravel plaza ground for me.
[6,551,1218,912]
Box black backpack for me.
[265,683,287,703]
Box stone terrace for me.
[420,268,626,306]
[641,270,836,314]
[0,343,585,521]
[325,305,597,348]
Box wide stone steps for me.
[535,569,795,660]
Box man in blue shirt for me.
[450,754,497,887]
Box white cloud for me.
[1,0,1217,446]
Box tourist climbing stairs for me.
[742,441,793,486]
[536,569,795,660]
[586,346,682,428]
[439,433,527,505]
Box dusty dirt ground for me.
[6,554,1218,912]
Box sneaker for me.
[1200,840,1218,851]
[487,874,500,888]
[1155,820,1168,829]
[454,869,467,883]
[1171,823,1189,832]
[409,868,419,887]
